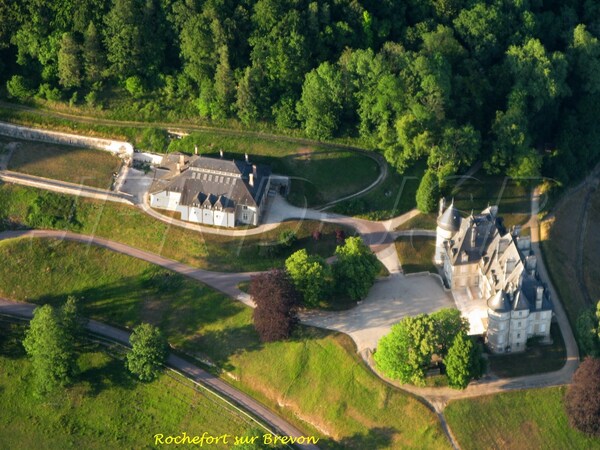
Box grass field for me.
[450,172,532,215]
[0,322,251,450]
[0,183,351,272]
[6,138,121,189]
[445,387,600,450]
[331,159,427,220]
[0,238,451,449]
[395,237,436,274]
[394,214,437,231]
[540,186,596,336]
[487,323,566,378]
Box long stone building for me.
[435,199,553,353]
[149,151,271,227]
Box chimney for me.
[249,173,254,187]
[470,225,477,247]
[176,162,181,172]
[505,257,516,274]
[219,149,224,159]
[536,285,544,309]
[179,154,185,166]
[194,145,198,155]
[439,198,445,217]
[245,153,249,164]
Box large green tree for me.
[445,330,478,389]
[297,61,344,139]
[285,249,331,307]
[57,32,82,88]
[126,323,168,382]
[332,236,379,301]
[374,314,437,385]
[23,304,76,395]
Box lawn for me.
[0,183,352,272]
[445,387,600,450]
[6,138,122,189]
[330,159,427,220]
[0,238,451,449]
[395,237,436,274]
[168,133,380,207]
[395,213,437,231]
[540,186,596,335]
[450,171,532,215]
[0,321,251,450]
[487,323,566,378]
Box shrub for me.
[285,249,331,307]
[416,169,440,213]
[6,75,34,100]
[26,193,79,230]
[139,127,170,153]
[278,230,297,247]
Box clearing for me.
[3,136,121,189]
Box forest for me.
[1,0,600,198]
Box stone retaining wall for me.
[0,121,134,157]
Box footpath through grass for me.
[0,183,351,272]
[445,387,600,450]
[0,321,251,450]
[4,137,121,189]
[0,238,450,450]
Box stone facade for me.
[149,152,271,228]
[436,201,553,353]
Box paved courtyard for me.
[300,273,456,352]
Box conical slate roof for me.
[437,201,462,232]
[488,290,511,312]
[513,290,530,311]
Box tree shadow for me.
[321,427,397,449]
[186,324,263,371]
[78,355,136,397]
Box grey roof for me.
[512,291,530,311]
[437,201,462,232]
[488,290,511,312]
[150,153,271,209]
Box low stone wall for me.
[0,121,134,157]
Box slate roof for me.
[150,153,271,209]
[437,201,462,232]
[488,290,511,313]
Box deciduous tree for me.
[126,323,168,382]
[333,236,379,301]
[565,357,600,436]
[374,314,437,385]
[250,269,299,342]
[23,304,76,395]
[285,249,331,307]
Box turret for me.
[435,199,461,265]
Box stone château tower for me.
[435,198,461,265]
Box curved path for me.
[0,298,318,450]
[0,229,256,306]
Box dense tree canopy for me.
[2,0,600,189]
[285,249,331,307]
